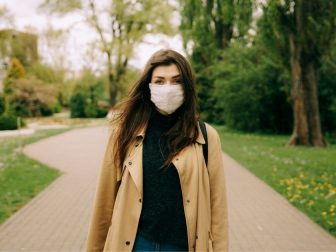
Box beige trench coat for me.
[86,122,228,252]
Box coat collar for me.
[135,122,206,144]
[126,121,206,199]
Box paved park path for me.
[0,126,335,252]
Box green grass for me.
[214,125,336,237]
[0,128,71,224]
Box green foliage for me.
[0,30,38,67]
[39,0,82,14]
[0,114,17,130]
[179,0,254,122]
[3,58,26,95]
[69,71,109,118]
[7,77,58,117]
[256,0,336,136]
[84,103,98,118]
[40,0,177,105]
[27,63,65,84]
[27,63,69,107]
[212,42,292,133]
[0,94,4,114]
[69,91,86,118]
[319,45,336,135]
[116,67,140,100]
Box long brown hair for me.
[112,49,199,171]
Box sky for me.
[0,0,185,73]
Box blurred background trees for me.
[39,0,176,106]
[179,0,336,146]
[0,0,335,147]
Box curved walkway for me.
[0,126,335,251]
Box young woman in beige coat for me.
[86,49,228,252]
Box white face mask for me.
[149,83,184,115]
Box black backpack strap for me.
[199,120,208,167]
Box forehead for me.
[152,64,180,78]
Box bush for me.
[53,102,62,113]
[69,92,86,118]
[69,77,109,118]
[84,103,98,118]
[0,115,18,130]
[7,77,58,117]
[0,94,4,115]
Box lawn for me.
[215,125,336,237]
[0,128,71,224]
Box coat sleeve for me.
[86,127,120,252]
[207,124,229,252]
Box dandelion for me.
[299,172,305,179]
[322,212,327,219]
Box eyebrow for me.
[153,74,181,79]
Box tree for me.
[0,5,14,28]
[179,0,254,121]
[69,69,109,118]
[259,0,336,146]
[39,25,70,71]
[212,41,292,133]
[3,57,26,94]
[40,0,176,106]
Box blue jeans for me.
[132,233,188,251]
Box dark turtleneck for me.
[137,108,189,249]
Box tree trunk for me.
[108,71,117,106]
[106,52,117,106]
[287,36,326,147]
[288,35,309,145]
[303,60,326,146]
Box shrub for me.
[84,103,98,118]
[69,91,86,118]
[0,94,4,114]
[8,77,58,117]
[0,115,18,130]
[69,76,110,118]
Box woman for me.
[86,49,228,252]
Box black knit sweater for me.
[137,109,188,249]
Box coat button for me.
[128,161,132,165]
[187,199,190,203]
[139,198,142,203]
[195,235,198,239]
[125,241,130,245]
